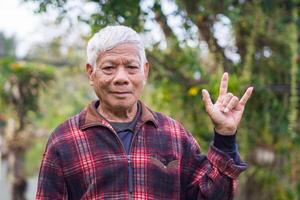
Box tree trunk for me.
[5,118,27,200]
[8,150,27,200]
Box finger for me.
[221,93,233,110]
[202,89,214,115]
[224,96,239,113]
[239,87,254,106]
[219,72,228,97]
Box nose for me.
[113,67,129,86]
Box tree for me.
[21,0,300,199]
[0,58,54,200]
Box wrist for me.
[214,127,237,136]
[213,131,236,152]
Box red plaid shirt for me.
[36,101,247,199]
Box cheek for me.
[132,77,146,93]
[93,79,107,93]
[94,75,111,88]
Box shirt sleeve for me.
[36,136,68,200]
[181,131,247,200]
[213,131,242,165]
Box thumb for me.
[202,89,214,115]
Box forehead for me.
[97,43,140,64]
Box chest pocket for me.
[150,154,179,170]
[141,121,182,199]
[145,127,181,199]
[147,154,180,199]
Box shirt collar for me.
[79,100,158,131]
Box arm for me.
[181,131,247,200]
[182,73,252,199]
[36,136,68,200]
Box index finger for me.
[219,72,228,96]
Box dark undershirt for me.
[214,130,236,152]
[95,101,141,154]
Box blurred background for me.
[0,0,299,199]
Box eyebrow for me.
[100,60,116,65]
[100,58,140,65]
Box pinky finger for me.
[239,87,254,106]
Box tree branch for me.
[147,52,206,87]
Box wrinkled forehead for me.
[96,43,141,64]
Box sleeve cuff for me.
[213,130,236,152]
[207,143,248,179]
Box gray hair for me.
[87,25,147,69]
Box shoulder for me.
[47,108,87,147]
[153,111,181,127]
[152,110,199,146]
[151,110,189,137]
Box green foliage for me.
[24,137,48,177]
[30,67,94,130]
[287,8,299,138]
[91,0,145,33]
[19,0,300,198]
[0,58,55,125]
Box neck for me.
[98,102,138,123]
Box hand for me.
[202,72,253,135]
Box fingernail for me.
[224,108,229,113]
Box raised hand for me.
[202,72,253,135]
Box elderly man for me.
[36,25,253,200]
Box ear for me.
[143,62,149,80]
[142,62,149,86]
[86,63,94,86]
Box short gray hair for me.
[87,25,147,69]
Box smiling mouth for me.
[111,91,132,97]
[111,91,131,94]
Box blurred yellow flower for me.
[188,87,199,96]
[10,63,20,69]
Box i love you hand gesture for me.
[202,72,253,135]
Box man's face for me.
[86,43,149,111]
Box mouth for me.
[110,91,132,98]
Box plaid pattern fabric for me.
[36,101,247,200]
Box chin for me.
[111,100,136,110]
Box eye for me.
[127,65,139,73]
[102,66,116,74]
[128,65,138,69]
